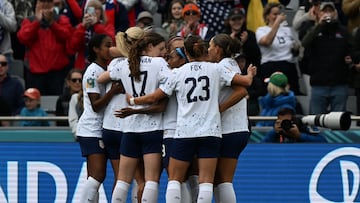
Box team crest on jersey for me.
[86,78,95,88]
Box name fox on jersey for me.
[191,64,202,71]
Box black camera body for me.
[280,119,294,131]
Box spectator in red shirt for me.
[17,0,73,95]
[67,0,115,70]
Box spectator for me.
[256,2,301,95]
[136,10,154,29]
[302,1,352,114]
[342,0,360,33]
[162,0,185,38]
[292,0,321,75]
[19,88,50,127]
[67,0,115,70]
[256,72,297,127]
[136,10,169,40]
[0,0,17,65]
[55,68,83,126]
[118,0,158,27]
[178,3,213,40]
[261,107,327,143]
[81,0,129,32]
[223,7,261,67]
[0,54,24,117]
[53,0,82,27]
[17,0,73,95]
[68,90,83,138]
[292,0,321,33]
[242,0,290,32]
[235,53,266,118]
[9,0,35,60]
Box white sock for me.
[188,175,199,203]
[181,181,191,203]
[166,180,181,203]
[214,185,220,203]
[111,180,130,203]
[197,183,213,203]
[218,182,236,203]
[131,180,138,203]
[79,176,101,203]
[141,181,159,203]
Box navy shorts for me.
[78,137,106,157]
[162,138,173,169]
[171,136,221,162]
[120,130,163,158]
[220,131,250,159]
[102,129,123,160]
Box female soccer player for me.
[105,32,168,203]
[208,33,251,203]
[128,35,256,203]
[76,34,123,202]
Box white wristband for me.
[129,97,135,106]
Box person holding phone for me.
[67,0,115,70]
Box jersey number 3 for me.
[185,76,210,103]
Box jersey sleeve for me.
[216,63,236,87]
[160,69,177,96]
[85,67,102,94]
[109,59,126,81]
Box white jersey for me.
[163,94,177,139]
[218,58,249,134]
[256,25,297,64]
[161,61,235,139]
[103,57,128,131]
[76,63,106,138]
[109,56,170,133]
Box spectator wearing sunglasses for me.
[178,3,213,40]
[55,69,83,126]
[0,54,24,125]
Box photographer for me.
[262,107,327,143]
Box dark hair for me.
[166,36,184,51]
[165,0,185,22]
[278,107,296,117]
[87,34,109,63]
[211,33,241,58]
[184,35,208,59]
[128,32,165,81]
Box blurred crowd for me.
[0,0,359,127]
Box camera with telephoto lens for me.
[281,112,351,132]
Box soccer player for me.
[127,35,256,203]
[208,33,251,203]
[76,34,123,202]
